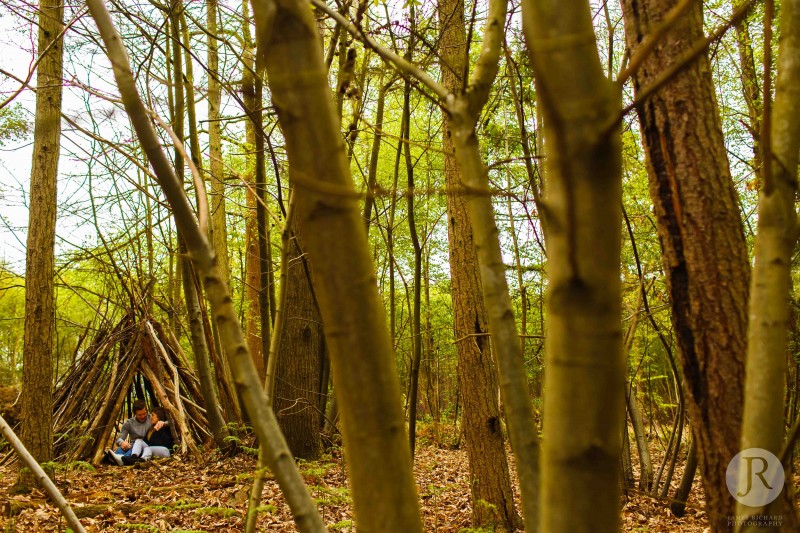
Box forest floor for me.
[0,428,792,532]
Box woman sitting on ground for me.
[123,407,174,465]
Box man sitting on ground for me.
[105,400,167,466]
[123,407,174,465]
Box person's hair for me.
[132,399,147,413]
[152,407,168,421]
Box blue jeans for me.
[114,445,134,456]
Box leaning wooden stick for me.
[0,414,86,533]
[83,1,324,530]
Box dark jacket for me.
[145,425,174,449]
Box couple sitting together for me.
[106,400,174,466]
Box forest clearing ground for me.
[1,435,795,532]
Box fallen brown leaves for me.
[0,439,726,532]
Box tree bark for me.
[242,0,265,382]
[362,78,391,234]
[670,437,698,517]
[274,224,323,460]
[402,11,424,457]
[437,0,520,529]
[738,0,800,529]
[523,0,625,531]
[623,286,653,491]
[21,0,63,472]
[168,2,185,343]
[206,0,230,287]
[733,0,762,184]
[620,1,751,529]
[205,0,241,423]
[181,258,230,450]
[250,0,423,529]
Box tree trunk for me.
[251,0,423,529]
[523,0,625,531]
[738,0,800,529]
[623,288,653,491]
[22,0,63,473]
[206,0,229,286]
[204,0,241,423]
[670,437,698,517]
[242,0,265,381]
[620,1,751,529]
[402,12,424,457]
[362,78,390,234]
[274,224,323,460]
[181,256,230,449]
[168,2,185,343]
[437,0,519,529]
[733,0,762,184]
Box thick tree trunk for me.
[523,0,625,531]
[274,224,323,460]
[250,0,423,529]
[21,0,63,471]
[620,1,751,529]
[437,0,519,529]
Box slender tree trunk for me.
[622,424,634,491]
[180,13,201,172]
[437,0,520,529]
[362,78,390,234]
[206,0,229,286]
[523,0,625,531]
[620,2,751,529]
[254,77,272,375]
[624,292,653,492]
[401,9,424,458]
[174,12,230,449]
[504,47,546,239]
[404,79,423,458]
[181,257,230,449]
[733,0,762,184]
[21,0,63,475]
[504,103,527,353]
[205,0,240,422]
[165,11,184,342]
[242,0,265,381]
[250,0,423,529]
[738,0,800,529]
[670,437,698,517]
[169,2,186,343]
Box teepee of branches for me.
[51,311,213,464]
